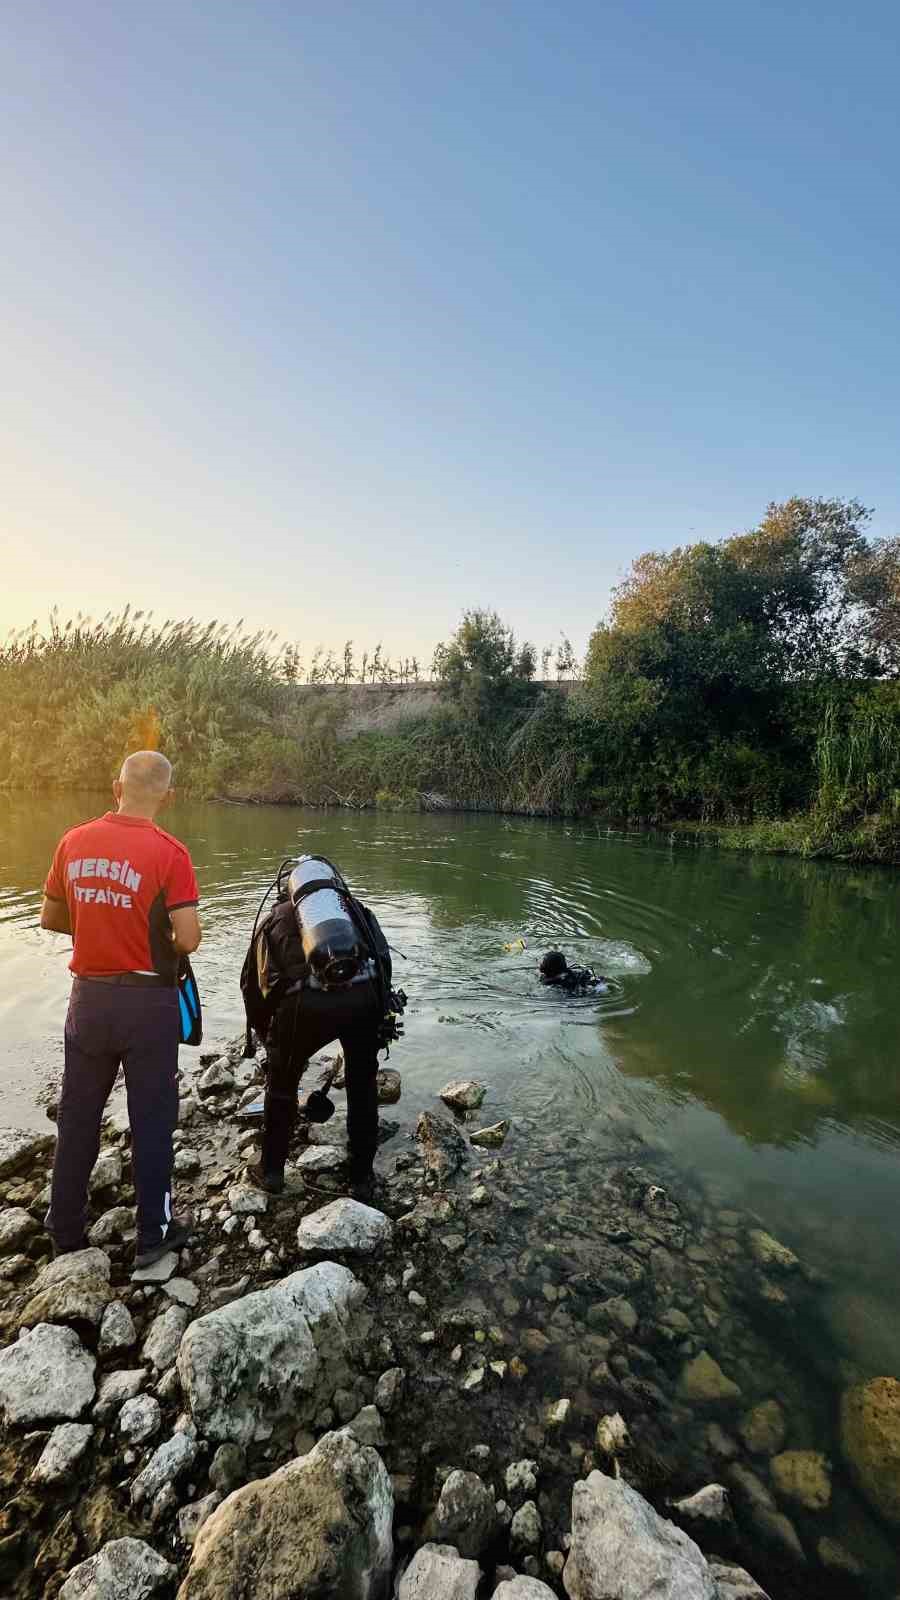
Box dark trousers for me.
[47,979,179,1250]
[262,981,381,1179]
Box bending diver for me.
[539,949,608,993]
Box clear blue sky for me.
[3,0,898,664]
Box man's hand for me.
[40,897,71,936]
[170,906,202,955]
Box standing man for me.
[40,751,201,1265]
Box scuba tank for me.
[288,855,364,988]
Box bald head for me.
[116,751,173,817]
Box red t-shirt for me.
[44,812,200,978]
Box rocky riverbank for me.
[0,1042,897,1598]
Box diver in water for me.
[240,855,406,1201]
[539,949,608,993]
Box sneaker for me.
[246,1163,285,1196]
[134,1216,192,1269]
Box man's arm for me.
[40,896,71,935]
[170,906,202,955]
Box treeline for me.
[2,497,899,862]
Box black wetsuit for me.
[543,965,605,993]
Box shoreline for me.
[0,1040,897,1596]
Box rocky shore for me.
[0,1044,897,1598]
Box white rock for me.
[98,1301,137,1356]
[89,1207,137,1248]
[177,1261,369,1446]
[178,1491,222,1548]
[58,1536,176,1598]
[596,1412,630,1457]
[0,1126,54,1179]
[399,1543,481,1599]
[426,1469,497,1559]
[494,1579,559,1598]
[30,1422,93,1483]
[296,1198,393,1256]
[506,1459,539,1497]
[708,1561,772,1599]
[296,1144,346,1172]
[671,1484,733,1525]
[511,1499,542,1553]
[564,1470,717,1600]
[197,1061,235,1096]
[120,1394,162,1445]
[0,1323,95,1423]
[0,1206,38,1253]
[94,1368,147,1420]
[20,1248,112,1329]
[546,1399,571,1428]
[132,1250,179,1284]
[227,1182,269,1214]
[131,1427,197,1506]
[142,1305,189,1370]
[164,1277,200,1308]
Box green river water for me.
[1,795,899,1587]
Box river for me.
[2,794,900,1584]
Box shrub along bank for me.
[2,498,899,863]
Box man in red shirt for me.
[40,750,202,1265]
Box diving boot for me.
[247,1162,285,1196]
[134,1216,192,1269]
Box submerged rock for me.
[425,1469,498,1560]
[748,1229,799,1272]
[0,1322,95,1423]
[679,1351,741,1406]
[377,1068,403,1104]
[770,1450,831,1512]
[59,1536,176,1599]
[564,1470,717,1599]
[415,1111,468,1188]
[177,1431,392,1600]
[739,1400,786,1456]
[840,1375,900,1527]
[398,1542,481,1599]
[178,1261,368,1446]
[469,1120,510,1149]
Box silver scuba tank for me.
[288,856,363,988]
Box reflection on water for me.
[2,800,899,1382]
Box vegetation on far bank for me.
[2,497,899,863]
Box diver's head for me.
[540,950,568,984]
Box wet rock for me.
[506,1459,539,1498]
[296,1198,393,1257]
[595,1414,629,1458]
[375,1367,405,1413]
[132,1251,179,1284]
[564,1470,717,1599]
[398,1543,481,1599]
[90,1148,124,1192]
[98,1300,137,1356]
[95,1368,147,1420]
[840,1375,900,1526]
[0,1322,95,1422]
[416,1111,468,1188]
[178,1261,368,1446]
[748,1230,799,1273]
[177,1430,392,1600]
[510,1500,542,1554]
[591,1297,638,1336]
[770,1450,831,1512]
[426,1469,498,1559]
[142,1305,189,1370]
[739,1400,786,1456]
[119,1394,162,1446]
[377,1068,402,1103]
[178,1492,222,1548]
[346,1404,386,1448]
[726,1466,805,1564]
[706,1423,738,1460]
[494,1580,557,1598]
[439,1080,487,1113]
[31,1421,94,1483]
[20,1247,113,1329]
[709,1562,772,1599]
[469,1121,509,1149]
[679,1351,741,1406]
[0,1127,54,1179]
[59,1537,176,1598]
[816,1537,863,1577]
[670,1485,733,1526]
[0,1205,38,1253]
[208,1441,245,1493]
[131,1426,198,1507]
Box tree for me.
[555,634,577,680]
[341,641,355,684]
[846,536,900,675]
[432,609,536,721]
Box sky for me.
[2,0,899,665]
